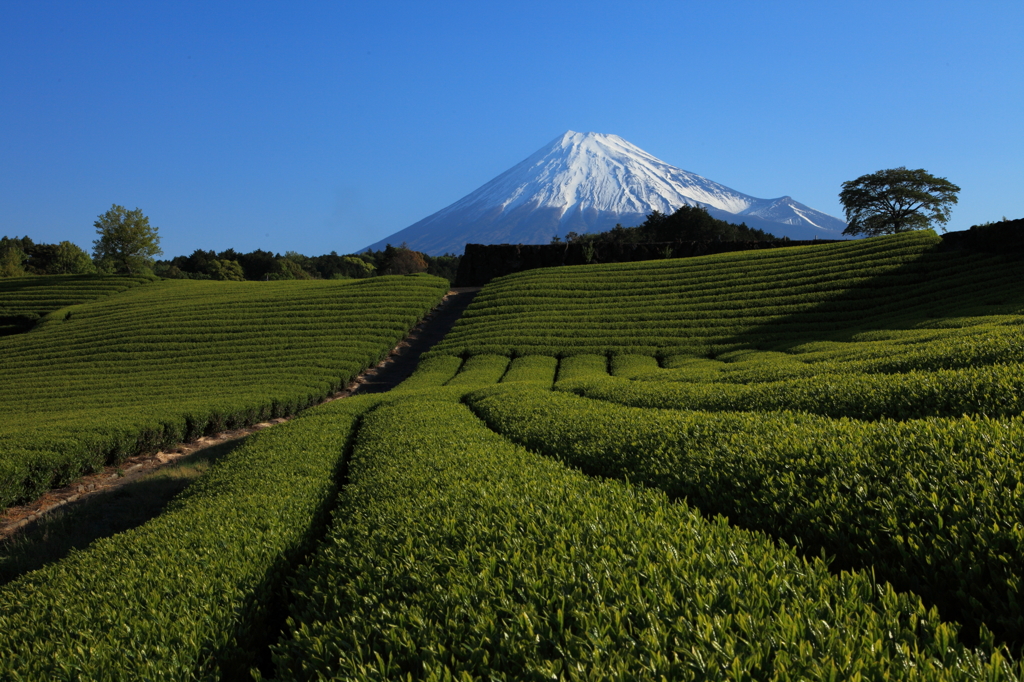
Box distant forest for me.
[554,205,778,244]
[154,245,460,283]
[1,207,777,284]
[1,236,460,284]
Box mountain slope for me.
[366,132,846,255]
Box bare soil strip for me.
[0,287,480,540]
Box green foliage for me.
[568,361,1024,421]
[467,385,1024,647]
[499,354,559,386]
[558,205,778,244]
[338,255,375,278]
[389,354,464,392]
[7,229,1024,676]
[268,256,313,280]
[92,204,163,275]
[208,258,246,281]
[429,231,1024,358]
[0,236,29,277]
[379,243,428,275]
[633,205,776,242]
[441,353,510,387]
[50,240,97,274]
[841,167,961,236]
[157,247,459,282]
[425,252,460,283]
[0,273,152,336]
[0,274,448,506]
[420,229,1024,651]
[2,237,97,277]
[270,394,1019,680]
[0,394,381,679]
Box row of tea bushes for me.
[0,394,383,680]
[429,231,1024,358]
[441,353,510,387]
[567,362,1024,420]
[269,393,1020,680]
[0,275,449,506]
[499,354,559,386]
[465,385,1024,647]
[648,323,1024,385]
[0,274,154,335]
[0,274,154,317]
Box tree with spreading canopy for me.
[92,204,162,275]
[379,244,428,275]
[840,167,960,237]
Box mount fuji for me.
[364,131,847,255]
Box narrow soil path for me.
[347,286,480,395]
[0,287,480,541]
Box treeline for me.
[155,244,459,282]
[1,237,460,284]
[0,236,96,277]
[556,205,779,245]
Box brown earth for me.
[0,287,480,541]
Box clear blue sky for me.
[3,1,1022,258]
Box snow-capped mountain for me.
[364,131,846,255]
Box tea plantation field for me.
[0,274,448,507]
[0,274,153,336]
[2,231,1024,680]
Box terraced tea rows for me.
[0,274,153,335]
[425,231,1024,649]
[467,384,1024,646]
[3,378,1019,680]
[429,231,1024,358]
[3,231,1024,678]
[0,274,448,506]
[0,394,385,679]
[272,392,1017,680]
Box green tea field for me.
[2,231,1023,680]
[0,274,449,507]
[0,274,154,336]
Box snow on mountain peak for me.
[468,130,764,220]
[362,131,847,255]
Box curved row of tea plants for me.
[566,360,1024,420]
[0,394,383,680]
[466,384,1024,647]
[419,232,1024,652]
[0,274,448,506]
[0,274,153,335]
[3,332,1022,677]
[269,392,1020,681]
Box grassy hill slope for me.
[0,274,448,506]
[3,235,1024,678]
[0,274,154,336]
[431,230,1023,358]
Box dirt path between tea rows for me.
[0,287,480,540]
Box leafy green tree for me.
[0,237,29,277]
[338,255,375,278]
[840,167,960,236]
[92,205,162,275]
[209,259,246,281]
[52,241,97,274]
[268,257,313,280]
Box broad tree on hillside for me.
[840,167,960,237]
[380,244,428,275]
[92,204,162,275]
